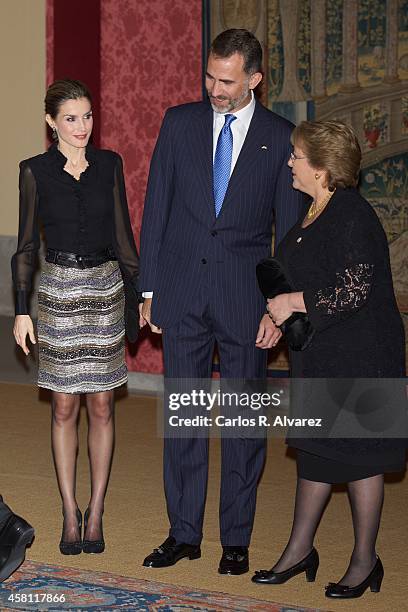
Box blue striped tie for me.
[213,114,236,217]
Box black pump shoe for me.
[59,508,82,555]
[252,547,319,585]
[82,508,105,554]
[325,557,384,599]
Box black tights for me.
[272,474,383,586]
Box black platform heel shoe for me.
[325,557,384,599]
[82,508,105,554]
[59,508,82,555]
[251,548,319,585]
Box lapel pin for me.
[261,145,268,150]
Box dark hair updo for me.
[45,79,92,119]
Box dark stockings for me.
[51,392,80,543]
[271,474,384,587]
[85,391,115,540]
[338,474,383,586]
[51,390,115,543]
[272,478,331,572]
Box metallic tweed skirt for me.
[37,260,127,394]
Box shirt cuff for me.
[15,290,29,315]
[142,292,153,298]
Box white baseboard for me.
[127,371,163,394]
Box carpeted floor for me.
[0,382,407,611]
[1,560,323,611]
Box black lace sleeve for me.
[303,216,376,332]
[313,263,373,313]
[11,162,40,315]
[112,155,140,295]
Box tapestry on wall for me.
[209,0,408,371]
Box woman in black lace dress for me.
[11,80,140,555]
[252,121,406,598]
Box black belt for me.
[46,248,117,269]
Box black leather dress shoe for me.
[218,546,249,575]
[252,547,319,584]
[325,557,384,599]
[0,513,35,582]
[142,536,201,568]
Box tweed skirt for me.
[37,260,127,394]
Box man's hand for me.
[255,313,282,349]
[13,315,36,356]
[138,303,147,328]
[140,298,162,334]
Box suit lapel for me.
[218,102,270,216]
[185,101,273,219]
[186,103,215,215]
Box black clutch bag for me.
[121,273,140,344]
[256,257,315,351]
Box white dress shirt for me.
[212,90,255,175]
[143,92,255,298]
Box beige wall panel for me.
[0,0,45,236]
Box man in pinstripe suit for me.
[139,29,304,574]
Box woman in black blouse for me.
[251,121,406,598]
[12,80,140,555]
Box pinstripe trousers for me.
[162,286,267,546]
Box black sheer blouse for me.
[11,143,139,315]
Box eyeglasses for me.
[289,152,307,162]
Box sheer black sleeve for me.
[303,216,376,332]
[11,162,40,315]
[112,155,140,295]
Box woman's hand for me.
[267,292,306,327]
[13,315,36,355]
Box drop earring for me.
[52,127,58,140]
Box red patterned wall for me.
[46,0,53,86]
[100,0,202,374]
[47,0,202,374]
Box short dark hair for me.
[45,79,92,119]
[210,29,262,74]
[291,121,362,190]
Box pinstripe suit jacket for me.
[139,100,305,342]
